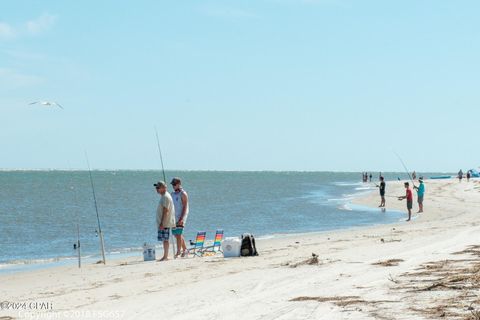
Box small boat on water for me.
[430,175,452,180]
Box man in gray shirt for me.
[154,181,176,261]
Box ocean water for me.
[0,171,446,272]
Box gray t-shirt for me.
[156,191,176,229]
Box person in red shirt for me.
[398,182,413,221]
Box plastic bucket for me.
[143,244,156,261]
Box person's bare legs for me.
[175,235,182,257]
[406,209,412,221]
[181,236,187,252]
[159,241,169,261]
[418,203,423,213]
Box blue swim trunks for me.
[172,227,184,235]
[157,228,170,242]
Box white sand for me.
[1,179,480,320]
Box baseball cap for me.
[170,177,181,185]
[153,181,166,188]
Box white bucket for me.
[143,243,156,261]
[221,237,241,258]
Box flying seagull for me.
[29,101,64,109]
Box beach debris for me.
[290,296,398,308]
[372,259,404,267]
[470,309,480,320]
[385,239,402,243]
[387,274,399,284]
[387,244,480,319]
[290,295,365,306]
[288,253,320,268]
[452,245,480,257]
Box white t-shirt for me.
[172,189,189,223]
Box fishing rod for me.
[154,127,176,259]
[155,127,167,183]
[69,179,82,268]
[85,152,106,264]
[393,151,416,188]
[75,211,81,268]
[66,162,82,268]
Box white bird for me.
[29,101,64,109]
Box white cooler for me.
[221,237,241,258]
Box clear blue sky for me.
[1,0,479,171]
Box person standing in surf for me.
[414,178,425,213]
[377,176,386,208]
[398,182,413,221]
[170,177,189,258]
[154,181,176,261]
[458,169,463,182]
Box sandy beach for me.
[1,178,480,320]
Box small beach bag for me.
[240,233,258,256]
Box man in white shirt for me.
[170,178,189,258]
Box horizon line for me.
[0,168,459,173]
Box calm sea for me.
[0,171,447,272]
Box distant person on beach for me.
[414,178,425,213]
[377,176,386,208]
[458,170,463,182]
[467,171,471,182]
[398,182,413,221]
[154,181,176,261]
[170,177,189,258]
[412,171,417,180]
[369,173,372,182]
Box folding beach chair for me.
[187,231,206,257]
[201,229,224,254]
